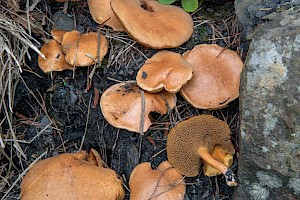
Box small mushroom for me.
[38,39,74,73]
[129,161,185,200]
[61,30,108,66]
[20,150,125,200]
[166,115,237,186]
[100,81,176,133]
[181,44,243,109]
[110,0,194,49]
[88,0,125,31]
[136,51,193,93]
[203,146,234,177]
[51,29,67,43]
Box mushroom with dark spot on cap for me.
[181,44,243,109]
[110,0,194,49]
[136,51,193,93]
[166,115,237,186]
[129,161,186,200]
[100,81,176,133]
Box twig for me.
[1,151,48,200]
[79,94,92,151]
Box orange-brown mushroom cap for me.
[129,161,185,200]
[203,146,234,177]
[88,0,125,32]
[111,0,194,49]
[181,44,243,109]
[38,39,74,73]
[100,81,176,133]
[166,115,235,177]
[20,150,125,200]
[61,30,108,66]
[136,51,193,93]
[51,29,67,43]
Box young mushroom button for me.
[61,30,108,67]
[38,39,74,73]
[110,0,194,49]
[136,51,193,93]
[166,115,237,186]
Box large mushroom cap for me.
[166,115,235,177]
[51,29,67,43]
[129,161,185,200]
[38,39,74,73]
[136,51,193,93]
[181,44,243,109]
[61,30,108,66]
[111,0,194,49]
[20,150,125,200]
[100,81,176,133]
[88,0,125,31]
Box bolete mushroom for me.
[110,0,194,49]
[203,146,234,177]
[38,39,74,73]
[136,51,193,93]
[166,115,237,186]
[20,149,125,200]
[88,0,125,31]
[129,161,185,200]
[61,30,108,66]
[100,81,176,133]
[181,44,243,109]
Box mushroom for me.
[203,146,234,177]
[166,115,237,186]
[100,81,176,133]
[181,44,243,109]
[129,161,186,200]
[38,39,74,73]
[110,0,194,49]
[61,30,108,66]
[20,149,125,200]
[51,29,67,44]
[136,51,193,93]
[88,0,125,32]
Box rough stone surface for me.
[236,6,300,200]
[235,0,300,38]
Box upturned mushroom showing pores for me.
[61,30,108,66]
[129,161,186,200]
[166,115,237,186]
[20,150,125,200]
[181,44,243,109]
[100,81,176,133]
[136,51,193,93]
[110,0,194,49]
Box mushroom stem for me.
[197,147,237,187]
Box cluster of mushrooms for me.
[21,0,244,199]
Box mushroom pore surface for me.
[166,115,235,177]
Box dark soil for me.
[1,0,245,199]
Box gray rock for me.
[235,6,300,200]
[235,0,297,39]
